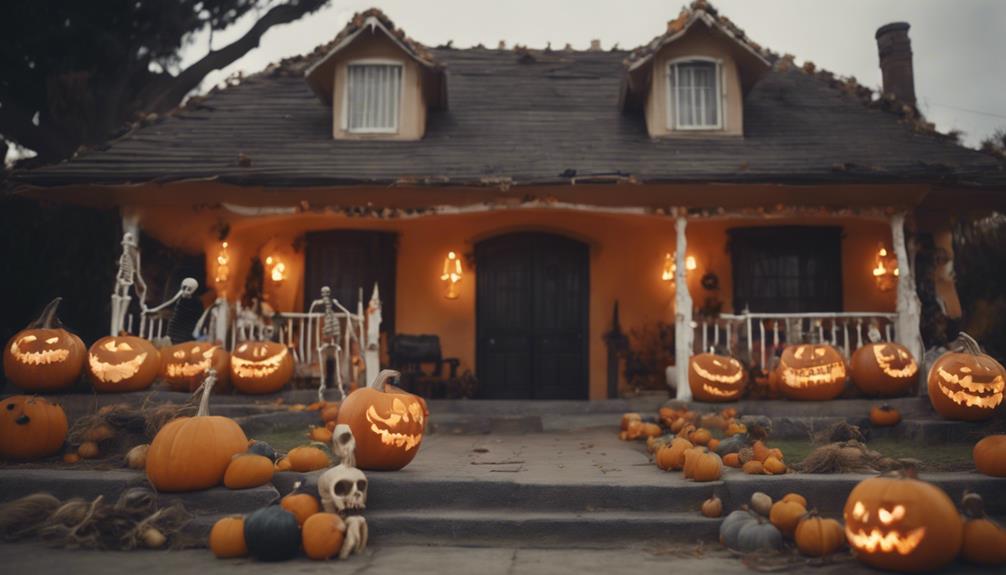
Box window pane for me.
[347,64,401,131]
[673,61,718,128]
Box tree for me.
[0,0,329,165]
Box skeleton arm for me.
[193,300,216,339]
[144,288,184,314]
[134,249,148,310]
[340,516,367,560]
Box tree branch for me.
[147,0,329,114]
[0,98,69,160]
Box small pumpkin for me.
[308,425,333,443]
[778,343,847,400]
[230,341,294,394]
[209,516,248,558]
[752,440,770,462]
[960,492,1006,566]
[620,412,642,431]
[87,335,161,392]
[763,456,787,475]
[725,421,747,436]
[782,493,807,507]
[795,513,845,557]
[749,492,773,517]
[688,428,712,446]
[851,341,918,397]
[78,441,100,459]
[287,446,330,472]
[707,438,720,452]
[638,422,662,438]
[126,444,149,469]
[3,298,86,392]
[870,404,902,427]
[742,460,764,475]
[927,333,1005,421]
[275,457,292,471]
[769,499,806,537]
[244,506,301,562]
[723,453,741,468]
[682,446,705,479]
[973,435,1006,477]
[701,495,723,518]
[224,454,274,489]
[161,342,230,392]
[0,395,68,460]
[721,509,784,552]
[656,438,693,471]
[336,369,428,471]
[63,452,80,464]
[146,376,248,492]
[248,440,277,462]
[690,451,723,482]
[281,482,321,526]
[302,512,346,560]
[320,402,341,423]
[689,352,748,401]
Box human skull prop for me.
[180,278,198,297]
[331,424,357,468]
[321,286,331,299]
[122,232,137,247]
[317,464,368,515]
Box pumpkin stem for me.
[957,332,983,355]
[368,369,401,391]
[30,297,64,329]
[195,370,217,417]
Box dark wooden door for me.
[304,231,397,333]
[476,233,589,399]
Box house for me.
[12,2,1005,401]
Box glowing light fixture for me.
[661,253,697,287]
[440,251,463,300]
[265,255,288,284]
[872,243,899,292]
[214,241,231,293]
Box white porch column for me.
[891,212,925,392]
[674,214,694,400]
[364,283,383,385]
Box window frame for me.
[666,56,725,131]
[341,59,405,134]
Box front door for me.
[476,232,589,399]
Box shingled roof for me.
[12,7,1006,192]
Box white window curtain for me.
[671,61,721,129]
[347,64,402,132]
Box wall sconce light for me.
[661,253,697,288]
[440,251,463,300]
[872,243,899,292]
[214,241,231,294]
[265,255,288,284]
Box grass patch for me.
[767,438,975,472]
[253,428,326,453]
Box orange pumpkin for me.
[0,395,68,460]
[702,495,723,518]
[763,456,787,475]
[162,342,230,392]
[223,454,274,489]
[782,493,807,507]
[851,342,918,397]
[723,453,741,468]
[308,425,334,443]
[690,450,723,482]
[655,438,692,471]
[769,499,806,536]
[87,335,161,392]
[843,470,963,573]
[3,298,85,392]
[281,482,321,526]
[961,493,1006,566]
[778,344,847,400]
[927,333,1005,421]
[795,513,845,557]
[689,428,712,446]
[302,512,346,560]
[336,369,427,471]
[973,435,1006,477]
[688,353,747,401]
[870,404,902,427]
[742,460,764,475]
[146,376,248,491]
[287,446,330,472]
[209,516,248,558]
[230,341,294,394]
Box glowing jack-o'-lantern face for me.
[162,342,231,392]
[87,335,161,392]
[851,342,918,397]
[230,341,293,394]
[778,344,847,401]
[337,370,428,471]
[2,298,86,392]
[927,334,1005,421]
[843,474,962,572]
[688,353,747,402]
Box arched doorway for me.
[475,232,589,399]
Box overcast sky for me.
[175,0,1006,149]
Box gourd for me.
[243,506,301,562]
[209,516,248,558]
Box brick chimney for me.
[875,22,916,105]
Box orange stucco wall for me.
[136,206,896,400]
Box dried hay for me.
[0,493,61,541]
[798,440,905,474]
[66,393,198,459]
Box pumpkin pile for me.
[719,491,844,558]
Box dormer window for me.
[668,59,722,130]
[345,62,403,133]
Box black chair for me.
[388,334,461,398]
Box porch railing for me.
[694,312,898,371]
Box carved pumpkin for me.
[851,342,918,397]
[162,342,230,392]
[778,344,847,400]
[843,471,963,573]
[336,369,428,471]
[209,516,248,558]
[146,376,248,492]
[0,395,68,460]
[688,353,747,401]
[87,335,161,392]
[230,341,293,394]
[927,333,1005,421]
[973,435,1006,477]
[3,298,85,392]
[302,512,346,561]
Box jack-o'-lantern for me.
[162,342,230,392]
[851,342,918,397]
[0,395,68,460]
[336,369,427,471]
[230,341,293,394]
[843,470,963,573]
[927,333,1005,421]
[87,335,161,392]
[689,353,747,402]
[778,344,847,401]
[3,298,85,392]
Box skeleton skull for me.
[321,286,331,299]
[122,232,137,247]
[317,464,368,515]
[331,424,357,468]
[180,278,198,297]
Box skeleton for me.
[193,297,230,344]
[144,278,201,344]
[235,297,274,341]
[317,425,368,559]
[110,232,148,336]
[308,286,358,402]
